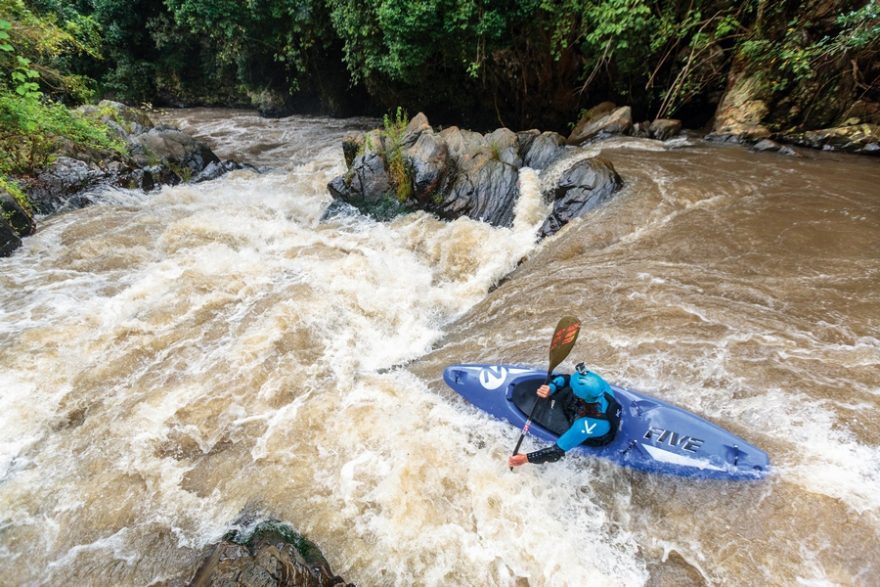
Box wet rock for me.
[568,101,617,143]
[25,157,109,214]
[190,521,352,587]
[521,131,566,170]
[406,132,451,204]
[539,156,623,238]
[0,217,22,257]
[484,128,521,167]
[128,127,221,178]
[649,119,682,141]
[751,139,797,156]
[435,159,519,227]
[327,112,624,232]
[632,121,652,138]
[327,151,392,206]
[438,126,488,170]
[783,124,880,155]
[568,106,633,145]
[401,112,431,148]
[0,189,36,237]
[193,160,258,183]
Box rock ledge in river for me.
[327,112,624,237]
[190,521,353,587]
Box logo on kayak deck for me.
[479,366,508,390]
[643,426,705,453]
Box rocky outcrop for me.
[189,521,352,587]
[783,124,880,154]
[3,100,253,255]
[21,102,245,217]
[328,113,623,237]
[128,126,221,180]
[708,68,771,143]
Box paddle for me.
[510,315,581,469]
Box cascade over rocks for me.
[23,101,243,216]
[327,113,624,237]
[2,100,252,257]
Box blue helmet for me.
[571,362,603,402]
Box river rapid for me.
[1,109,878,586]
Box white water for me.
[2,111,879,585]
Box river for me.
[1,109,878,586]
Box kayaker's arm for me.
[537,375,568,398]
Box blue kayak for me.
[443,364,769,480]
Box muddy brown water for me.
[1,109,877,585]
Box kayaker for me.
[508,361,621,467]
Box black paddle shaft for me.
[510,316,581,463]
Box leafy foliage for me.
[0,3,124,175]
[382,106,412,202]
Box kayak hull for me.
[443,364,769,480]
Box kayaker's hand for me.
[509,454,528,468]
[537,385,551,399]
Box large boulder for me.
[568,106,633,145]
[539,156,623,238]
[327,151,393,205]
[649,119,683,141]
[520,131,566,170]
[708,69,771,143]
[435,159,520,227]
[406,132,452,204]
[128,127,221,177]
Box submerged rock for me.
[189,521,352,587]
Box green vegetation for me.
[1,0,879,186]
[1,1,124,183]
[382,106,412,202]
